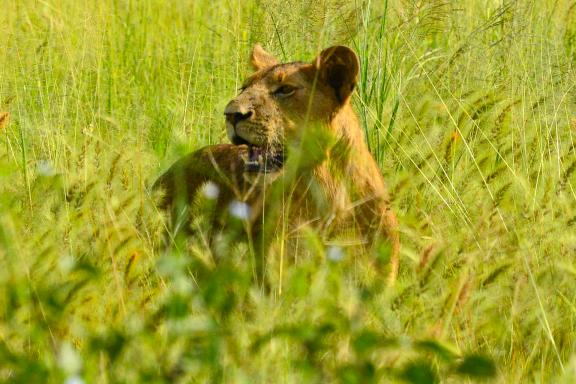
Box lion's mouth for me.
[232,136,284,173]
[244,145,284,173]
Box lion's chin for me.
[230,139,283,174]
[240,145,283,174]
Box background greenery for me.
[0,0,575,382]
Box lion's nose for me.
[225,110,253,126]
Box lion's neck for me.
[323,104,386,192]
[329,104,371,161]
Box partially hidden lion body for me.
[154,45,399,284]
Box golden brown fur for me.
[154,45,399,284]
[0,112,9,130]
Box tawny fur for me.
[154,45,399,284]
[0,112,9,130]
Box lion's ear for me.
[250,44,278,71]
[313,46,359,104]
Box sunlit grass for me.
[0,0,575,382]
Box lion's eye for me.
[273,85,297,98]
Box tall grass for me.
[0,0,575,382]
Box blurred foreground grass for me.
[0,0,575,382]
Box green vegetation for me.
[1,0,575,382]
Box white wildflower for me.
[202,181,220,199]
[64,375,85,384]
[326,245,344,262]
[229,200,251,220]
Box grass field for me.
[1,0,575,382]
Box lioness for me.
[154,45,399,284]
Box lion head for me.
[223,45,360,153]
